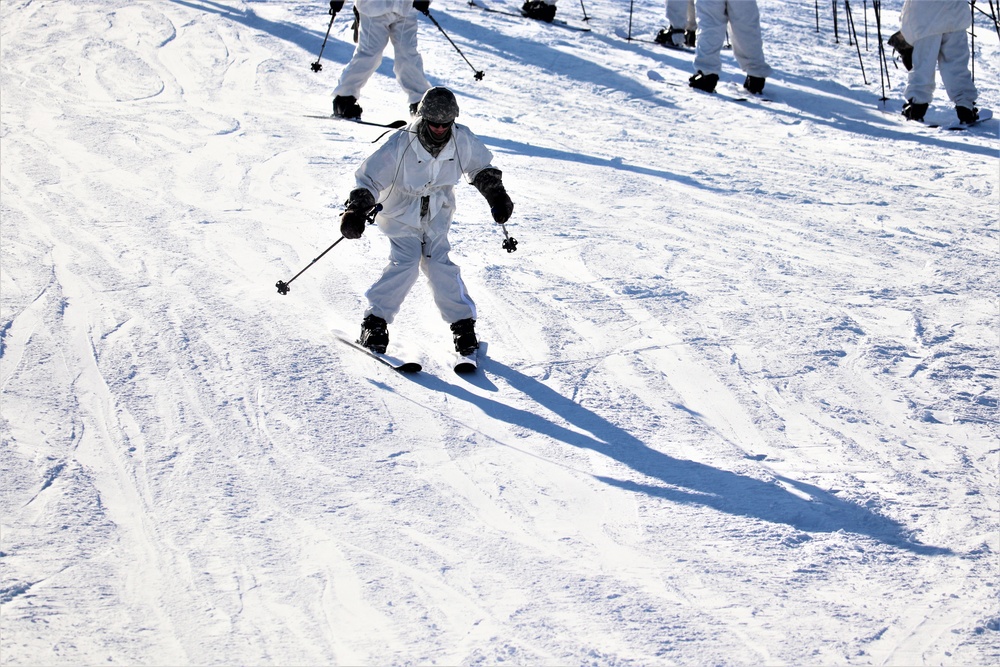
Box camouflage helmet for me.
[417,87,459,124]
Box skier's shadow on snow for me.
[413,361,950,556]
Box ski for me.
[334,331,422,373]
[304,114,408,130]
[724,82,773,103]
[944,108,992,131]
[454,349,479,374]
[466,1,591,32]
[879,107,992,132]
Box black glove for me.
[341,188,376,239]
[472,168,514,223]
[329,0,345,14]
[413,0,430,14]
[487,189,513,223]
[340,208,367,239]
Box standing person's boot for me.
[955,105,979,125]
[522,0,557,22]
[450,318,479,356]
[743,75,766,94]
[902,99,928,122]
[689,71,719,93]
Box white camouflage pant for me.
[364,231,477,325]
[693,0,772,78]
[333,10,430,104]
[904,30,977,108]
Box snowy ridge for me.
[2,0,998,664]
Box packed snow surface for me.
[2,0,998,664]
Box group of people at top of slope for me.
[320,0,981,359]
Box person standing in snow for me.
[689,0,772,94]
[522,0,558,23]
[655,0,697,48]
[339,87,515,357]
[331,0,432,119]
[897,0,979,124]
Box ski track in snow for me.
[1,0,998,664]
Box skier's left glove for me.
[412,1,430,14]
[329,0,345,14]
[487,189,513,223]
[472,167,514,224]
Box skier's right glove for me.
[329,0,345,14]
[341,188,376,239]
[413,0,430,14]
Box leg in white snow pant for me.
[333,12,430,104]
[666,0,696,31]
[693,0,771,78]
[725,0,771,78]
[905,30,977,108]
[364,233,476,325]
[693,0,729,75]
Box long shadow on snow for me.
[409,361,950,556]
[728,71,997,159]
[478,135,727,192]
[420,9,672,112]
[169,0,357,64]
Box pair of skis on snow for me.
[334,332,479,375]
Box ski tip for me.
[396,362,423,373]
[454,360,477,374]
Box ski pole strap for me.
[365,203,383,224]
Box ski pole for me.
[845,0,868,84]
[579,0,590,22]
[419,9,485,80]
[311,1,342,72]
[873,0,891,103]
[832,0,840,44]
[276,204,382,295]
[627,0,634,41]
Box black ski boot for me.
[333,95,363,119]
[654,27,686,48]
[359,314,389,353]
[689,70,719,93]
[684,29,696,47]
[409,102,419,116]
[902,99,928,122]
[956,105,979,125]
[522,0,556,22]
[450,318,479,356]
[743,75,766,94]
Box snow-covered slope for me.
[2,0,998,663]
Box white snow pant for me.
[693,0,772,78]
[904,30,977,108]
[364,232,477,325]
[333,10,431,105]
[666,0,696,31]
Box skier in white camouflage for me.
[689,0,772,95]
[896,0,979,124]
[331,0,432,119]
[339,87,515,357]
